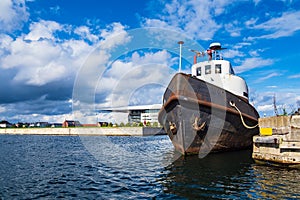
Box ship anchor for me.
[169,122,177,134]
[192,117,206,131]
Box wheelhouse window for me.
[196,67,201,76]
[215,64,222,74]
[205,65,211,74]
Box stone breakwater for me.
[0,127,166,136]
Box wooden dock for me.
[252,115,300,168]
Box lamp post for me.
[178,41,184,72]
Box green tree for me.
[282,108,288,116]
[153,122,159,127]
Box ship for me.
[158,42,260,155]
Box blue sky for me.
[0,0,300,123]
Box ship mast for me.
[273,94,279,116]
[209,42,226,60]
[178,41,184,72]
[189,42,226,63]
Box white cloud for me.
[15,62,67,86]
[0,105,6,113]
[105,50,171,78]
[97,112,128,124]
[0,20,115,86]
[288,74,300,79]
[74,25,99,43]
[143,19,178,32]
[225,20,242,37]
[234,42,252,49]
[247,11,300,40]
[255,72,281,83]
[99,22,130,49]
[248,48,267,57]
[10,113,75,124]
[96,50,176,108]
[257,104,274,113]
[49,5,60,15]
[143,1,300,42]
[234,57,274,73]
[0,34,13,57]
[142,0,234,40]
[267,85,278,88]
[222,49,243,59]
[0,37,74,85]
[245,17,258,27]
[0,0,29,32]
[62,39,93,58]
[2,38,61,68]
[71,23,131,116]
[254,89,300,116]
[24,20,63,41]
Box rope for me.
[229,101,258,129]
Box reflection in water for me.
[250,165,300,199]
[160,150,255,199]
[160,150,300,199]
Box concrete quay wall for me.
[0,127,166,136]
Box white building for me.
[0,120,12,128]
[141,111,159,125]
[100,104,162,125]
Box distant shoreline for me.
[0,127,166,136]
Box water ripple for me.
[0,135,299,199]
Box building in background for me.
[62,120,82,127]
[0,120,12,128]
[100,104,162,125]
[140,109,159,125]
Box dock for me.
[252,115,300,168]
[0,127,166,136]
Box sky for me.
[0,0,300,124]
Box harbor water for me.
[0,134,299,199]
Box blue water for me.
[0,135,299,199]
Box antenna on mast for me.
[178,41,184,72]
[273,94,279,116]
